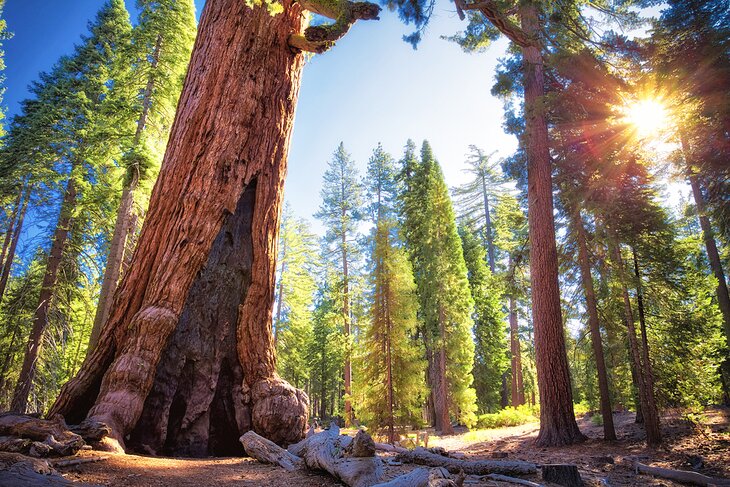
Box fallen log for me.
[634,461,730,486]
[396,446,537,476]
[295,425,384,487]
[485,473,544,486]
[0,436,32,453]
[51,456,109,468]
[373,467,459,487]
[0,452,74,486]
[373,442,408,454]
[239,431,303,472]
[68,420,110,443]
[0,414,84,456]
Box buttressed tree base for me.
[48,0,378,456]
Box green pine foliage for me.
[275,205,319,391]
[358,143,426,439]
[460,225,508,413]
[359,217,426,437]
[401,140,477,428]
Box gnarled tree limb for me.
[453,0,535,47]
[289,0,380,53]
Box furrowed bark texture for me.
[127,185,255,456]
[50,0,308,452]
[520,2,584,446]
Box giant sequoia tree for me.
[50,0,381,454]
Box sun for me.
[623,98,669,137]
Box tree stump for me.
[541,464,583,487]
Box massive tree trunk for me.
[609,237,660,446]
[11,176,77,413]
[520,2,584,446]
[49,0,309,452]
[88,36,163,354]
[573,210,616,441]
[0,185,30,305]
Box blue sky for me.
[3,0,514,236]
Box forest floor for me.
[60,407,729,486]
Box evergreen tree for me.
[88,0,197,351]
[307,270,346,422]
[452,146,504,272]
[315,142,364,426]
[275,205,318,392]
[459,224,507,413]
[10,0,133,413]
[359,143,425,443]
[401,140,477,432]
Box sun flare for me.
[623,99,669,137]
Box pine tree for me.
[11,0,133,413]
[359,143,426,443]
[453,146,504,273]
[460,224,507,413]
[493,193,529,407]
[315,142,364,426]
[401,140,477,433]
[88,0,197,351]
[275,205,318,391]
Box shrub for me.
[475,405,538,429]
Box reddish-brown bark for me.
[520,2,584,447]
[50,0,309,452]
[12,177,77,413]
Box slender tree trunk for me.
[681,135,730,368]
[573,210,616,440]
[342,230,353,426]
[11,176,77,413]
[88,36,163,354]
[609,238,660,446]
[481,173,495,273]
[385,242,395,444]
[520,1,584,446]
[50,0,308,450]
[0,190,22,277]
[509,282,524,406]
[0,186,31,305]
[631,248,658,423]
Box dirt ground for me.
[59,407,729,486]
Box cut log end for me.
[541,464,583,487]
